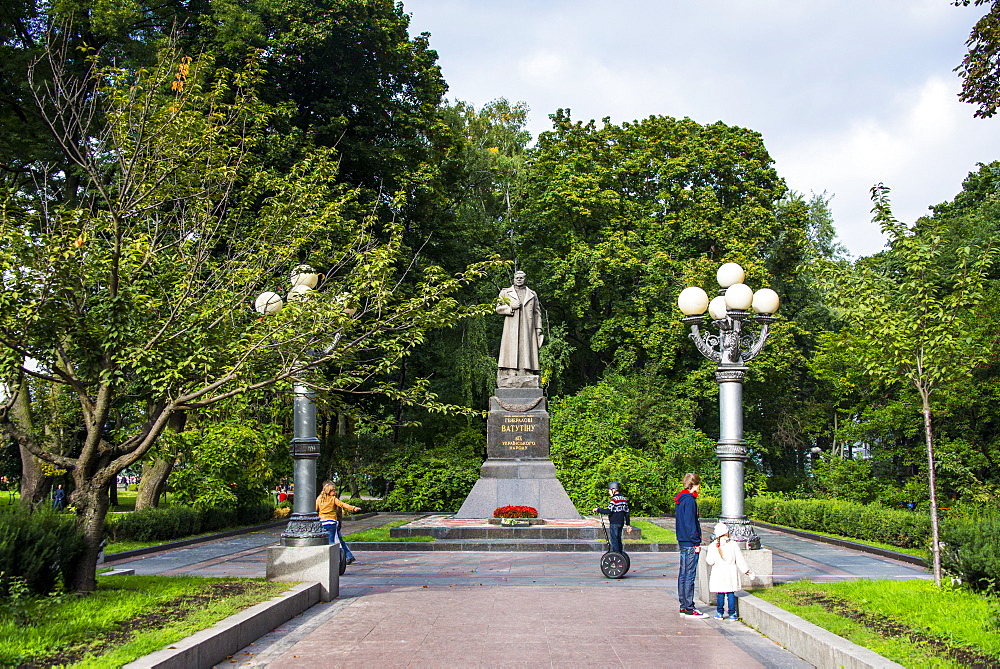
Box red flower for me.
[493,505,538,519]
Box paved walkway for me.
[108,518,930,667]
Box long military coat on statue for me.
[496,285,542,372]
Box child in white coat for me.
[704,522,753,620]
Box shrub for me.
[236,503,274,526]
[383,431,481,512]
[0,507,85,596]
[746,496,931,549]
[342,498,386,513]
[940,512,1000,594]
[494,506,538,518]
[105,503,274,543]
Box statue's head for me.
[513,270,526,286]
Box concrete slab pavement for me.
[109,516,930,668]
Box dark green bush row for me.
[746,496,931,549]
[0,508,84,596]
[940,513,1000,594]
[105,503,274,543]
[341,498,391,513]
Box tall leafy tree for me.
[955,0,1000,117]
[816,184,997,584]
[0,38,498,591]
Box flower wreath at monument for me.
[493,505,538,519]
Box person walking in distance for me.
[675,472,708,618]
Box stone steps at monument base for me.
[389,526,642,541]
[350,540,677,552]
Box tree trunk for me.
[135,457,174,510]
[19,443,50,506]
[921,394,942,586]
[69,478,111,592]
[10,378,50,507]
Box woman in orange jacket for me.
[316,481,362,564]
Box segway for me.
[598,512,630,579]
[339,544,347,575]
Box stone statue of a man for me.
[496,270,544,388]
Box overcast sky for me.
[403,0,999,258]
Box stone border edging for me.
[103,512,379,563]
[104,520,289,563]
[738,592,904,669]
[123,581,321,669]
[350,541,677,552]
[751,520,925,566]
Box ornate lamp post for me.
[677,262,780,550]
[255,266,327,547]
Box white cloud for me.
[404,0,998,258]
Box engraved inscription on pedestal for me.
[487,412,549,459]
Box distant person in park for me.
[593,482,633,554]
[316,481,362,565]
[675,472,707,618]
[278,488,287,503]
[705,522,753,621]
[495,270,544,388]
[52,484,66,511]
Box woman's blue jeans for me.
[337,524,355,561]
[677,546,699,611]
[716,591,737,618]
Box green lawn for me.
[754,580,1000,668]
[343,519,435,542]
[0,575,289,667]
[625,519,676,543]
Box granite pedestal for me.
[266,544,339,601]
[455,388,579,519]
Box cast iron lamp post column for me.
[255,265,327,547]
[677,262,780,550]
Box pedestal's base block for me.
[696,547,773,604]
[266,544,339,601]
[454,476,581,519]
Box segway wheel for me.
[339,547,347,575]
[622,551,631,572]
[601,551,629,579]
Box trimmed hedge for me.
[105,503,273,543]
[746,496,930,549]
[0,508,85,596]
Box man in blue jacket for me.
[675,472,707,618]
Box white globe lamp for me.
[254,291,284,315]
[287,284,313,302]
[724,283,754,310]
[716,263,745,288]
[677,286,709,316]
[291,265,319,289]
[751,288,781,315]
[708,296,728,320]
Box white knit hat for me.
[713,522,729,537]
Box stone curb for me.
[104,520,289,563]
[105,513,380,563]
[123,581,321,669]
[750,520,925,566]
[738,592,904,669]
[350,541,678,552]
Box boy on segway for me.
[593,482,633,554]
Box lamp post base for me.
[719,515,761,550]
[266,544,339,601]
[280,513,328,547]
